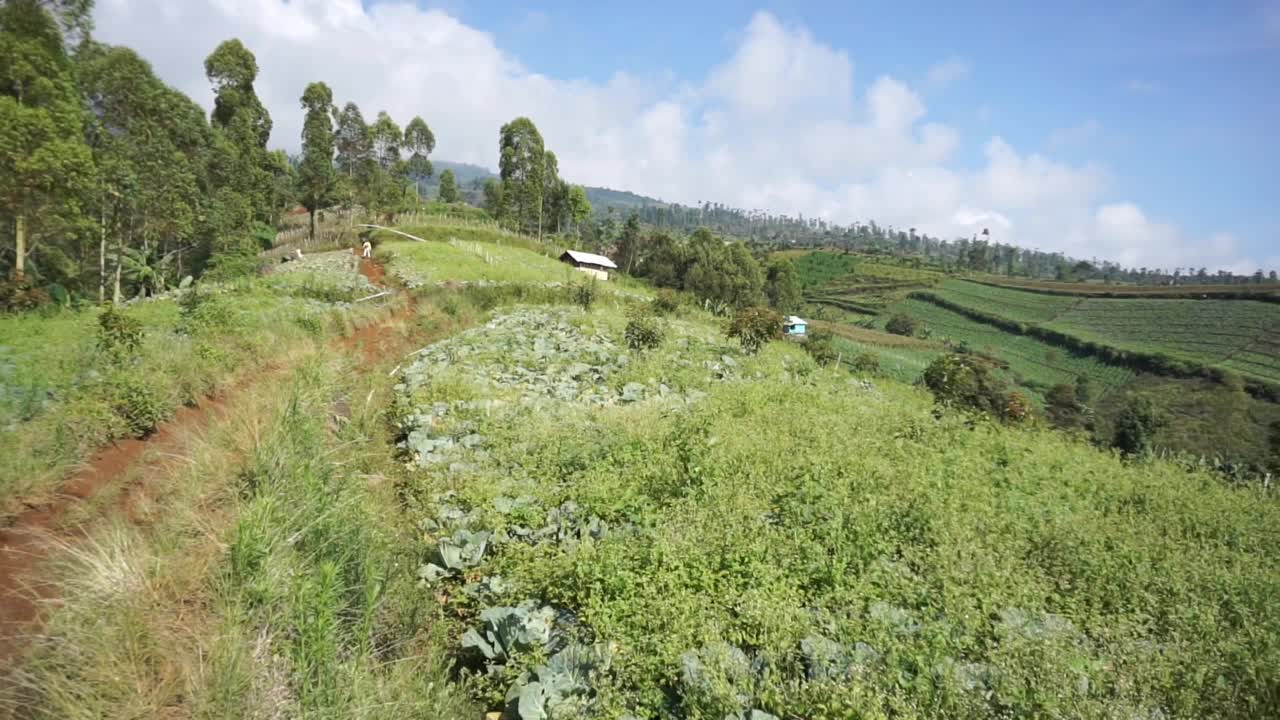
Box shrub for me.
[1045,383,1083,429]
[571,278,598,311]
[0,275,50,312]
[102,374,169,436]
[921,352,1026,423]
[651,288,680,316]
[624,310,664,352]
[97,304,144,360]
[884,313,919,337]
[1112,396,1167,458]
[848,352,882,375]
[726,306,781,354]
[802,327,839,366]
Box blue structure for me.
[783,315,808,336]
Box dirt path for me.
[0,254,407,667]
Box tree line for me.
[478,117,592,240]
[615,200,1278,285]
[0,0,445,307]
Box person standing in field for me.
[362,239,372,258]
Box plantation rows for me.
[891,299,1136,395]
[921,281,1280,385]
[929,280,1078,324]
[1048,299,1280,377]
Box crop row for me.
[892,299,1135,394]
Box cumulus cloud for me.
[92,1,1257,271]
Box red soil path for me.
[0,253,406,667]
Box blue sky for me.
[96,0,1279,270]
[458,0,1279,262]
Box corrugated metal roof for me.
[785,316,807,325]
[561,250,618,269]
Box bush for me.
[1112,396,1167,458]
[884,313,919,337]
[102,374,169,436]
[651,288,680,316]
[624,309,664,352]
[726,306,781,354]
[0,275,50,312]
[97,304,144,360]
[848,352,882,375]
[921,352,1026,423]
[571,278,598,311]
[801,327,839,366]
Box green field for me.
[889,298,1136,397]
[794,252,945,314]
[1048,299,1280,383]
[920,279,1280,386]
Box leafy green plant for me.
[884,313,920,337]
[848,352,882,375]
[921,352,1026,423]
[801,327,839,366]
[727,306,781,354]
[461,602,557,664]
[504,642,614,720]
[624,310,664,352]
[571,278,598,311]
[651,288,680,315]
[1111,395,1167,457]
[97,304,144,360]
[102,373,169,436]
[419,529,491,583]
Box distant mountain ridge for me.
[426,161,669,211]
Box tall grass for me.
[0,281,384,516]
[3,353,474,719]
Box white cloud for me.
[925,56,971,90]
[92,2,1258,272]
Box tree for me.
[764,258,801,312]
[204,39,273,226]
[1045,383,1083,430]
[497,117,545,235]
[615,212,642,274]
[297,81,336,242]
[1111,396,1166,458]
[921,353,1028,423]
[638,232,688,289]
[566,184,591,235]
[482,178,503,216]
[78,42,208,299]
[437,168,459,203]
[333,101,371,219]
[885,314,919,337]
[727,306,781,354]
[367,111,407,221]
[403,115,434,201]
[0,0,94,280]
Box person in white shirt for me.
[361,239,372,258]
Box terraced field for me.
[797,252,945,314]
[927,279,1078,324]
[918,279,1280,386]
[968,275,1280,299]
[890,298,1136,396]
[1048,299,1280,383]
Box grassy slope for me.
[0,252,385,513]
[9,234,1280,718]
[387,295,1278,718]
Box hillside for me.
[6,221,1279,718]
[786,249,1280,470]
